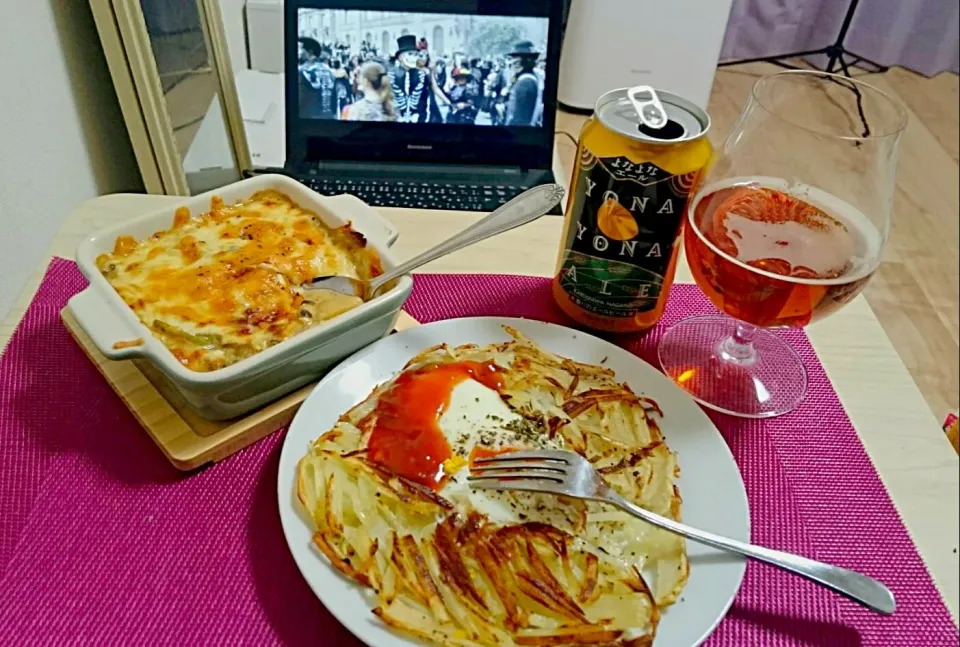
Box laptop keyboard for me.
[303,177,547,213]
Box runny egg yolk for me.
[365,361,504,490]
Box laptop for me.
[284,0,564,213]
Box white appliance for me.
[247,0,284,74]
[559,0,734,111]
[183,69,286,179]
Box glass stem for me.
[719,321,759,366]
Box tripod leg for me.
[850,52,890,73]
[717,47,828,69]
[837,53,854,79]
[835,50,890,74]
[825,47,841,74]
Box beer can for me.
[552,86,712,334]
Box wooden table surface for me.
[2,193,958,622]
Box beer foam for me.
[689,176,884,285]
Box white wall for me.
[0,1,142,321]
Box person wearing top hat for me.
[446,67,480,124]
[390,34,431,123]
[506,40,542,127]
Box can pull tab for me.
[628,86,668,130]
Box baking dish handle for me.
[67,289,147,361]
[321,194,400,247]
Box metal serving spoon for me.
[304,183,565,299]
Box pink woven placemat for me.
[0,258,955,646]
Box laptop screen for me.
[295,10,549,129]
[286,1,562,170]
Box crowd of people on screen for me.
[297,34,545,127]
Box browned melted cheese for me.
[96,190,382,372]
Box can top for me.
[595,85,710,145]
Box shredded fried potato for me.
[298,327,687,646]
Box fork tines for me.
[470,449,573,466]
[467,449,573,489]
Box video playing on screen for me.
[296,9,549,127]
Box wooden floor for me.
[555,63,960,424]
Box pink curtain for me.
[721,0,960,77]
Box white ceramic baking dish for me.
[69,174,414,420]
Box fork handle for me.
[605,491,896,615]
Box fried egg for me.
[434,378,583,532]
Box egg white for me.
[435,379,581,531]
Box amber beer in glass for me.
[659,71,907,418]
[686,181,879,328]
[553,86,712,334]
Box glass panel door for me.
[139,0,243,193]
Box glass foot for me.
[658,315,807,418]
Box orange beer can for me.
[553,86,712,334]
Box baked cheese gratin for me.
[298,328,686,646]
[96,190,383,372]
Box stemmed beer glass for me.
[659,71,907,418]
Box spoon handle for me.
[368,184,565,294]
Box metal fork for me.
[469,449,896,615]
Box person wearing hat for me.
[390,34,431,123]
[505,40,542,127]
[297,37,337,120]
[446,67,480,125]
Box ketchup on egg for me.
[365,361,503,490]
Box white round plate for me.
[278,317,748,647]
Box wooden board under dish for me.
[60,306,421,470]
